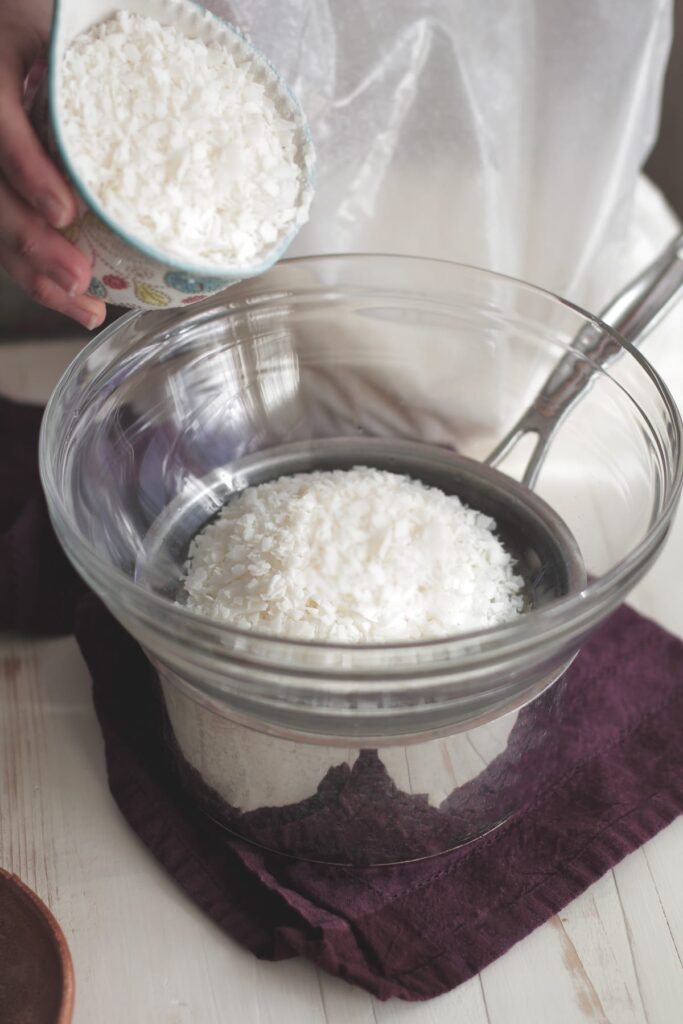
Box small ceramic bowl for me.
[0,869,75,1024]
[33,0,315,310]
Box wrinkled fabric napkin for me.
[2,394,682,1001]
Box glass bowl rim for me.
[39,252,683,669]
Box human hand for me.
[0,2,106,329]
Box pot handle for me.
[487,232,683,486]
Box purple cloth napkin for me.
[0,398,84,635]
[2,394,682,1001]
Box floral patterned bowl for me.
[34,0,315,310]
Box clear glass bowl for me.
[40,255,683,864]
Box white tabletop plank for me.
[1,337,681,1024]
[612,845,683,1024]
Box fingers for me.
[0,179,106,328]
[0,249,106,329]
[0,176,89,285]
[0,47,76,229]
[0,17,100,324]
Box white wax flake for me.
[182,467,525,643]
[59,10,310,267]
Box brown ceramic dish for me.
[0,868,75,1024]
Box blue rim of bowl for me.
[47,0,316,282]
[38,254,683,668]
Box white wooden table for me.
[1,337,682,1024]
